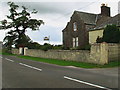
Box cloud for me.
[0,30,8,42]
[0,31,5,42]
[118,1,120,14]
[1,0,119,2]
[14,2,89,16]
[0,0,119,45]
[26,25,63,45]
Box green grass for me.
[1,52,119,68]
[0,52,16,56]
[17,55,120,68]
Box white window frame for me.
[73,37,76,48]
[73,37,79,48]
[76,37,79,47]
[73,22,77,31]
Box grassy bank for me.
[1,52,119,68]
[18,55,120,68]
[0,52,15,56]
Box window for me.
[73,22,77,31]
[73,38,76,48]
[73,37,79,48]
[76,37,78,47]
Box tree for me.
[41,43,53,51]
[15,34,32,48]
[96,25,120,43]
[0,2,44,48]
[3,30,17,52]
[27,42,42,49]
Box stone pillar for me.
[24,47,28,55]
[100,42,108,65]
[19,47,23,55]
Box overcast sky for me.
[0,0,119,45]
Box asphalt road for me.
[1,55,119,89]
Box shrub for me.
[96,25,120,43]
[2,48,12,53]
[41,43,53,51]
[79,44,91,50]
[52,45,63,50]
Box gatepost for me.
[19,47,23,55]
[24,47,28,55]
[100,42,108,65]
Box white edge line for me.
[19,63,42,71]
[5,58,14,62]
[64,76,112,90]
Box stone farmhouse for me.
[89,13,120,44]
[62,4,120,49]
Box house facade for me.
[89,14,120,44]
[62,4,111,49]
[62,11,90,49]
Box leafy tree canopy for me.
[0,2,44,48]
[96,25,120,43]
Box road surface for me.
[1,55,119,89]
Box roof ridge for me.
[93,13,120,30]
[75,10,98,15]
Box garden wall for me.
[108,43,120,62]
[12,49,19,55]
[12,43,120,65]
[26,49,90,63]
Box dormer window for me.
[73,22,77,31]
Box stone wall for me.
[12,49,19,55]
[90,43,108,64]
[89,43,119,64]
[26,49,90,62]
[108,43,120,62]
[12,43,120,65]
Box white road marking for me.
[5,58,14,62]
[19,63,42,71]
[65,66,78,68]
[64,76,112,90]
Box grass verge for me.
[1,52,15,56]
[1,52,119,68]
[17,55,120,68]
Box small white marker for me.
[19,63,42,71]
[5,58,14,62]
[64,76,112,90]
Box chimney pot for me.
[101,4,110,17]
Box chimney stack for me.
[101,3,110,17]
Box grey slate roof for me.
[94,14,120,29]
[75,11,97,25]
[75,11,120,30]
[63,11,119,31]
